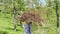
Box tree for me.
[13,6,17,31]
[45,0,52,20]
[55,0,59,34]
[12,0,17,31]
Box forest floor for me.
[0,12,24,34]
[0,11,60,34]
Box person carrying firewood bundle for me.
[19,9,42,34]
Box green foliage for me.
[16,0,25,11]
[0,0,60,34]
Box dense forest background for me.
[0,0,60,34]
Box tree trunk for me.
[55,0,59,34]
[12,0,17,31]
[14,6,17,31]
[47,0,51,20]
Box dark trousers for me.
[23,24,32,34]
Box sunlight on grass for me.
[0,10,59,34]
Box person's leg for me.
[23,24,28,34]
[29,24,32,34]
[23,24,32,34]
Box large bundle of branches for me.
[19,9,41,24]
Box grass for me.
[0,10,60,34]
[0,13,24,34]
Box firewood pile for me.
[19,9,41,24]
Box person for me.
[22,22,32,34]
[19,9,41,34]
